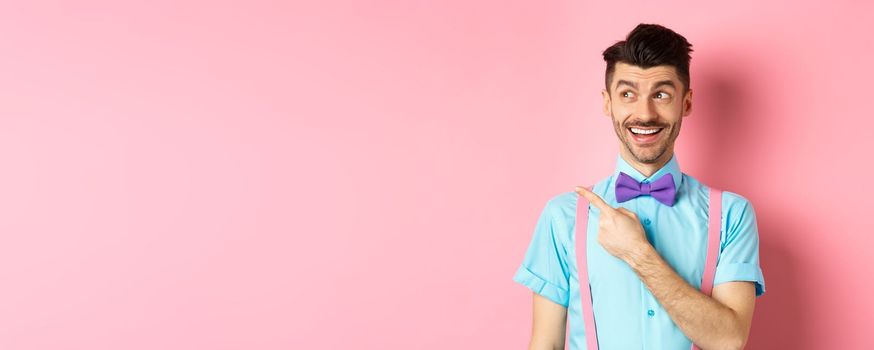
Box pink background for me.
[1,1,872,349]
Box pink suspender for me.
[692,187,722,350]
[575,185,722,350]
[575,186,599,350]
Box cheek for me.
[657,103,683,120]
[611,103,633,118]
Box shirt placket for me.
[638,177,656,350]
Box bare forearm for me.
[529,293,567,350]
[624,244,745,350]
[527,339,563,350]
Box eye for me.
[654,92,672,99]
[622,91,635,98]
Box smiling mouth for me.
[627,127,664,144]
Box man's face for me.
[602,62,693,165]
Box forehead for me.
[612,62,680,89]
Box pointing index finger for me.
[575,186,613,213]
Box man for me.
[512,23,766,350]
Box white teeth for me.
[630,128,661,135]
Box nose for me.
[633,98,658,122]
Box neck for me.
[619,147,674,177]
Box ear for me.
[682,88,693,117]
[602,89,611,117]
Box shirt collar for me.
[613,153,683,191]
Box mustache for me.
[624,121,668,128]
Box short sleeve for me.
[713,192,767,297]
[512,199,571,307]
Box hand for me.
[575,186,651,262]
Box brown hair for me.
[602,23,693,92]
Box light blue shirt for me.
[513,153,765,350]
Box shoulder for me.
[539,175,613,227]
[720,190,753,210]
[715,189,759,240]
[542,191,578,225]
[544,174,613,214]
[685,172,755,217]
[684,171,758,235]
[718,190,756,221]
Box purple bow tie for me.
[615,172,677,206]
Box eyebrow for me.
[653,80,676,90]
[616,80,637,89]
[614,79,677,90]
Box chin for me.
[632,154,662,164]
[628,145,668,164]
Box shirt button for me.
[643,218,651,225]
[647,309,655,317]
[641,180,650,184]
